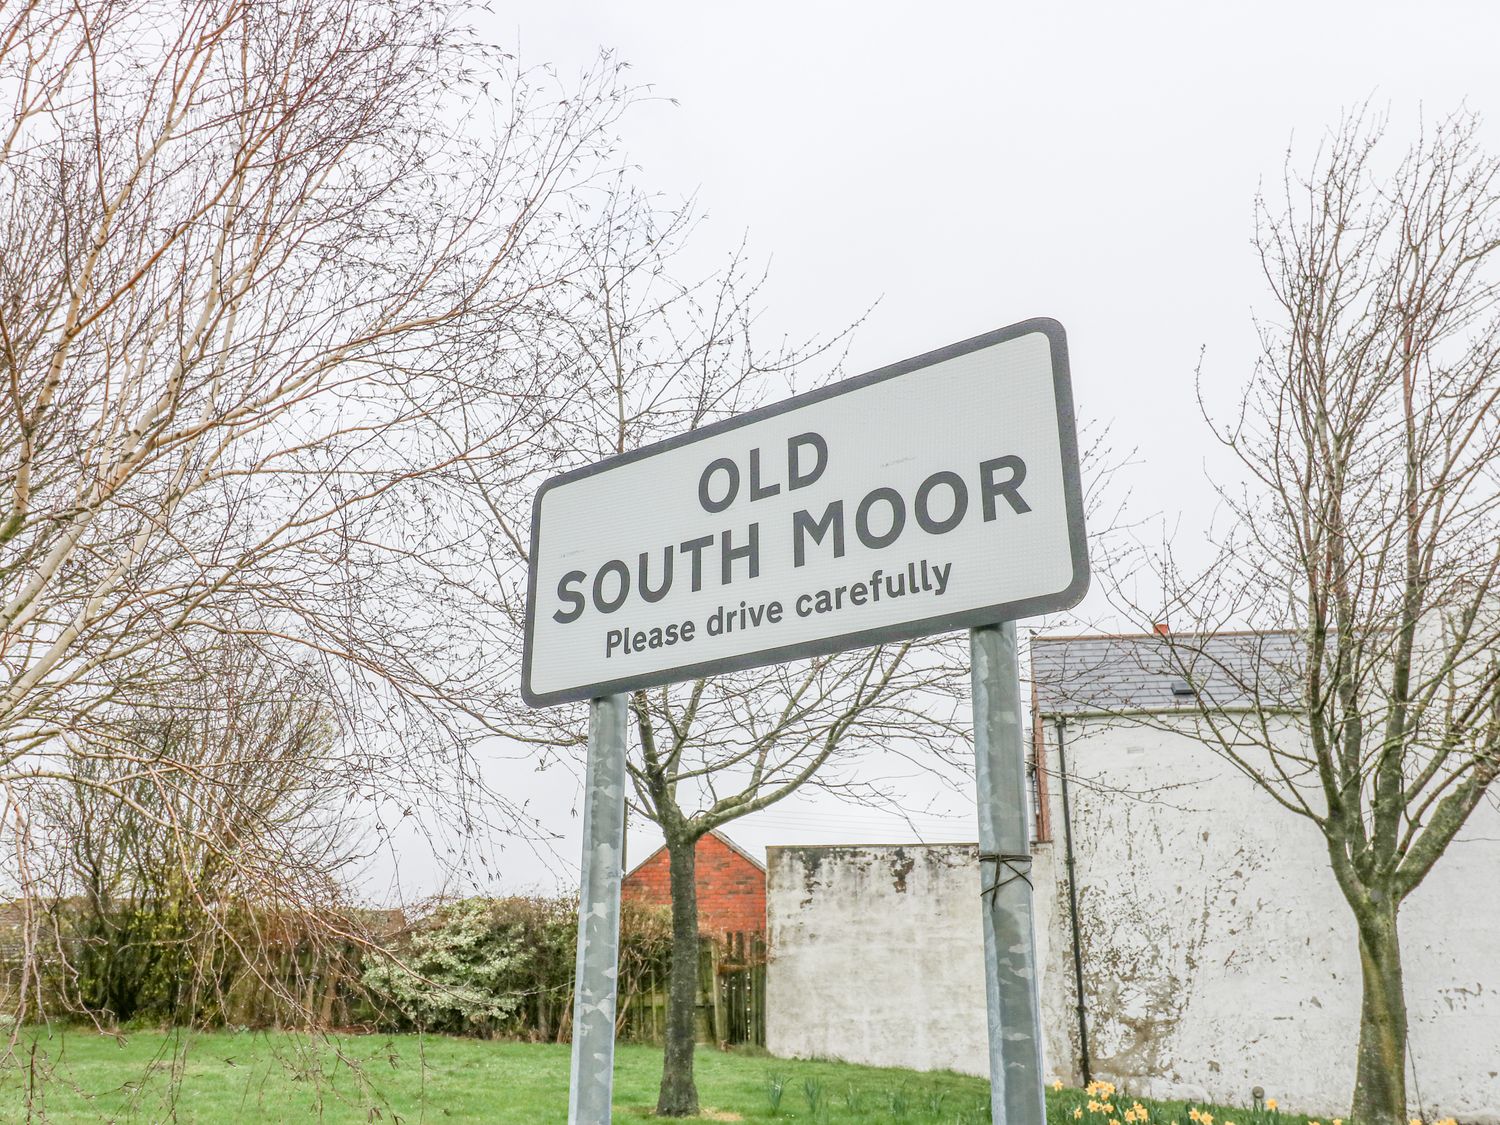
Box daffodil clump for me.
[1042,1078,1353,1125]
[1046,1078,1467,1125]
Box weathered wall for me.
[1038,717,1500,1120]
[764,725,1500,1120]
[765,842,1058,1077]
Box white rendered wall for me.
[766,842,1057,1077]
[1037,717,1500,1121]
[763,726,1500,1121]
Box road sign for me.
[523,317,1088,707]
[545,317,1087,1123]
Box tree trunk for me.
[657,829,701,1117]
[1351,896,1407,1125]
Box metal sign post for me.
[567,694,628,1125]
[972,622,1045,1125]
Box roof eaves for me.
[710,829,766,873]
[622,828,767,880]
[1030,628,1304,644]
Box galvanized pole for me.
[568,694,629,1125]
[971,622,1046,1125]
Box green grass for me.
[0,1031,1327,1124]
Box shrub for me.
[360,895,675,1040]
[362,898,530,1036]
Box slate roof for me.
[1031,630,1304,715]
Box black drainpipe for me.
[1055,715,1093,1085]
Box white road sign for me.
[522,318,1088,706]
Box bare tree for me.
[479,186,971,1115]
[0,0,635,1032]
[34,638,355,1029]
[1122,110,1500,1125]
[631,649,964,1115]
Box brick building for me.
[622,829,766,934]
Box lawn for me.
[0,1031,1325,1125]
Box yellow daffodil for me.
[1054,1081,1065,1092]
[1075,1110,1084,1120]
[1190,1109,1201,1122]
[1201,1112,1214,1125]
[1266,1102,1278,1112]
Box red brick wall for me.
[622,831,766,934]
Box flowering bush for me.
[359,894,673,1039]
[362,898,528,1036]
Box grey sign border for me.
[521,316,1089,708]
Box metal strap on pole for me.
[971,622,1046,1125]
[568,694,628,1124]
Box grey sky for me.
[362,1,1500,900]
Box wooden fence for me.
[619,930,765,1047]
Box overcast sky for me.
[362,1,1500,901]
